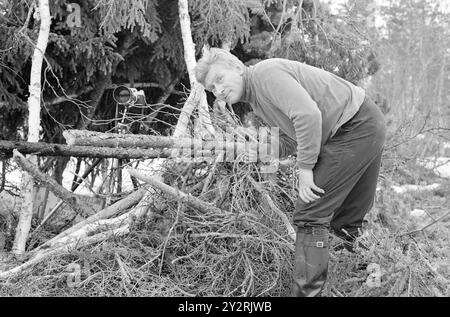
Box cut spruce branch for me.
[13,150,93,218]
[0,140,175,159]
[33,187,147,252]
[127,168,226,215]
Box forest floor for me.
[0,155,449,297]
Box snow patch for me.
[409,209,427,218]
[417,157,450,179]
[391,183,441,194]
[415,134,426,140]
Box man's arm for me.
[260,69,325,202]
[260,69,322,169]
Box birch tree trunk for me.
[174,0,214,139]
[13,0,51,255]
[130,0,216,217]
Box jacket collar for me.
[239,66,255,104]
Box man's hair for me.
[195,47,245,87]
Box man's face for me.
[204,63,244,104]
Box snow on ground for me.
[409,209,427,218]
[390,183,441,194]
[417,157,450,179]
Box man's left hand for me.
[298,168,325,203]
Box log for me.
[62,130,281,165]
[127,168,226,215]
[0,225,130,279]
[44,213,131,249]
[13,150,94,218]
[1,136,274,160]
[0,140,174,159]
[33,187,147,252]
[63,129,249,154]
[63,130,177,148]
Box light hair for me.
[194,48,245,87]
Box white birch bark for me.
[132,0,216,218]
[13,0,51,255]
[174,0,214,139]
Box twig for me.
[127,168,227,215]
[201,153,223,195]
[17,1,36,34]
[398,209,450,237]
[251,180,296,242]
[170,232,294,251]
[115,252,131,295]
[159,201,182,276]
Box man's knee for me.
[294,198,333,228]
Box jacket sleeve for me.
[259,70,322,169]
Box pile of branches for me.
[0,148,299,296]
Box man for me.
[194,48,386,297]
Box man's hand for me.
[298,168,325,203]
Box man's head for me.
[195,48,246,104]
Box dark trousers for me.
[291,97,386,296]
[294,97,386,235]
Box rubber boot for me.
[291,227,329,297]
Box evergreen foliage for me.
[0,0,381,172]
[0,0,379,143]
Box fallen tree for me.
[0,136,274,160]
[63,129,250,153]
[33,186,148,252]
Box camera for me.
[112,85,145,104]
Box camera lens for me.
[118,90,131,103]
[113,86,133,104]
